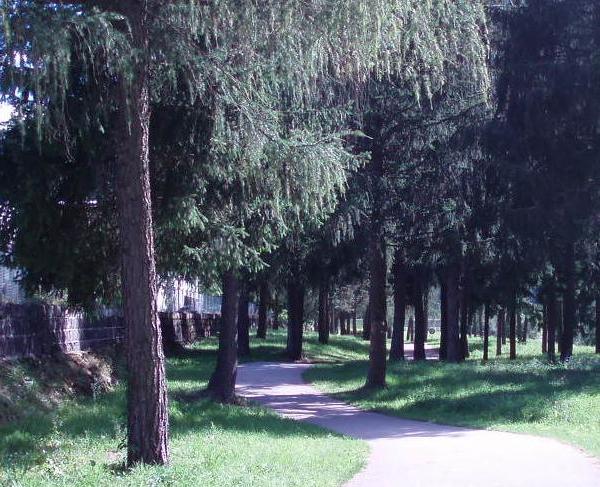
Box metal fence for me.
[0,266,24,304]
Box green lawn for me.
[304,334,600,458]
[0,341,367,487]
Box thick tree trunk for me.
[352,311,357,335]
[256,281,269,339]
[596,297,600,354]
[286,280,305,361]
[509,295,517,360]
[542,304,548,354]
[237,284,250,357]
[439,279,448,361]
[318,278,330,344]
[207,271,240,403]
[413,272,426,361]
[390,252,406,361]
[365,226,387,387]
[116,2,168,465]
[483,304,490,362]
[496,309,504,356]
[445,266,461,362]
[547,288,558,362]
[561,243,576,362]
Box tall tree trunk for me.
[362,304,370,340]
[561,243,576,362]
[557,299,563,354]
[423,287,429,343]
[445,265,461,362]
[207,271,240,403]
[390,252,406,361]
[439,278,448,361]
[502,305,507,344]
[116,2,168,466]
[318,278,330,344]
[237,284,250,357]
[542,304,548,354]
[413,271,426,361]
[523,317,528,344]
[496,309,504,356]
[406,314,413,342]
[365,218,387,387]
[272,293,280,331]
[547,287,558,362]
[256,281,269,339]
[596,297,600,354]
[459,274,470,360]
[509,294,517,360]
[286,279,305,361]
[352,310,357,335]
[483,304,490,362]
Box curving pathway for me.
[236,362,600,487]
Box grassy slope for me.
[0,340,367,487]
[303,333,600,458]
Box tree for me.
[491,0,600,362]
[206,271,239,402]
[5,0,490,461]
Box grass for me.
[0,340,367,487]
[243,330,370,364]
[304,333,600,458]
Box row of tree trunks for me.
[256,281,269,339]
[286,278,305,361]
[389,251,406,361]
[207,271,240,403]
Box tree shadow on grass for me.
[0,349,346,475]
[310,357,600,431]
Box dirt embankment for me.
[0,347,122,425]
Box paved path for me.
[237,362,600,487]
